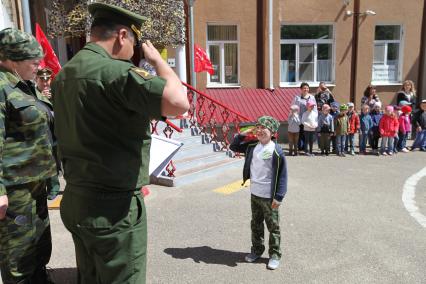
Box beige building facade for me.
[193,0,426,107]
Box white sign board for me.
[149,134,183,177]
[372,65,397,82]
[167,58,176,67]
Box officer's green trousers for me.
[60,185,147,284]
[250,194,281,260]
[0,181,52,284]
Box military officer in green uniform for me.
[0,28,57,283]
[36,67,53,100]
[51,3,189,283]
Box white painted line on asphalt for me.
[402,167,426,228]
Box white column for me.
[0,0,14,29]
[268,0,274,90]
[175,44,187,83]
[21,0,32,33]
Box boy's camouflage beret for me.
[256,116,280,133]
[0,28,43,61]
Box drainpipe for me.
[349,0,360,103]
[256,0,265,88]
[21,0,31,33]
[417,1,426,104]
[268,0,274,90]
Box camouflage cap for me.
[256,116,280,133]
[0,28,43,61]
[340,104,349,111]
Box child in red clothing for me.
[345,102,360,155]
[379,105,399,155]
[397,105,412,152]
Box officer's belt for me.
[65,184,141,199]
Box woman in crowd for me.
[361,84,381,110]
[291,82,317,151]
[396,80,416,106]
[0,28,56,283]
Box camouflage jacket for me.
[0,67,56,196]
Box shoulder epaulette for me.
[131,67,154,80]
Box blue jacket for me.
[360,113,374,134]
[230,134,288,202]
[317,113,334,133]
[370,110,383,136]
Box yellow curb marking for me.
[48,196,62,210]
[213,180,250,195]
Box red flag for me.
[194,44,214,75]
[35,23,61,78]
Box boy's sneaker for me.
[382,152,388,156]
[388,152,393,156]
[350,150,355,156]
[267,258,280,270]
[402,148,409,153]
[245,253,261,263]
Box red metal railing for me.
[150,118,182,177]
[183,82,250,154]
[151,83,251,178]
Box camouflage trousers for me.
[0,181,52,284]
[250,194,281,259]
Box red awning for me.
[202,88,299,123]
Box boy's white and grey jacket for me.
[301,110,318,131]
[287,113,301,133]
[230,134,288,203]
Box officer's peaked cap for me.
[88,2,147,31]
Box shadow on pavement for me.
[164,246,267,267]
[48,267,77,284]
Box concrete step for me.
[153,119,240,187]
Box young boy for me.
[287,105,301,156]
[317,104,334,156]
[345,102,360,155]
[359,104,373,154]
[230,116,288,270]
[370,102,383,155]
[301,101,318,156]
[334,104,349,156]
[330,102,340,153]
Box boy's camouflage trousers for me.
[250,194,281,259]
[0,181,52,283]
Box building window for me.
[207,25,239,86]
[372,25,402,83]
[280,25,334,85]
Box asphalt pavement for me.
[2,151,426,284]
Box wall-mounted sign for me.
[167,58,176,67]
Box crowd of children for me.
[287,98,426,157]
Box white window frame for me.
[206,23,240,88]
[280,23,335,87]
[372,24,404,85]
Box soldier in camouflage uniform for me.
[0,28,57,283]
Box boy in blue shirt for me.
[230,116,288,270]
[359,104,373,154]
